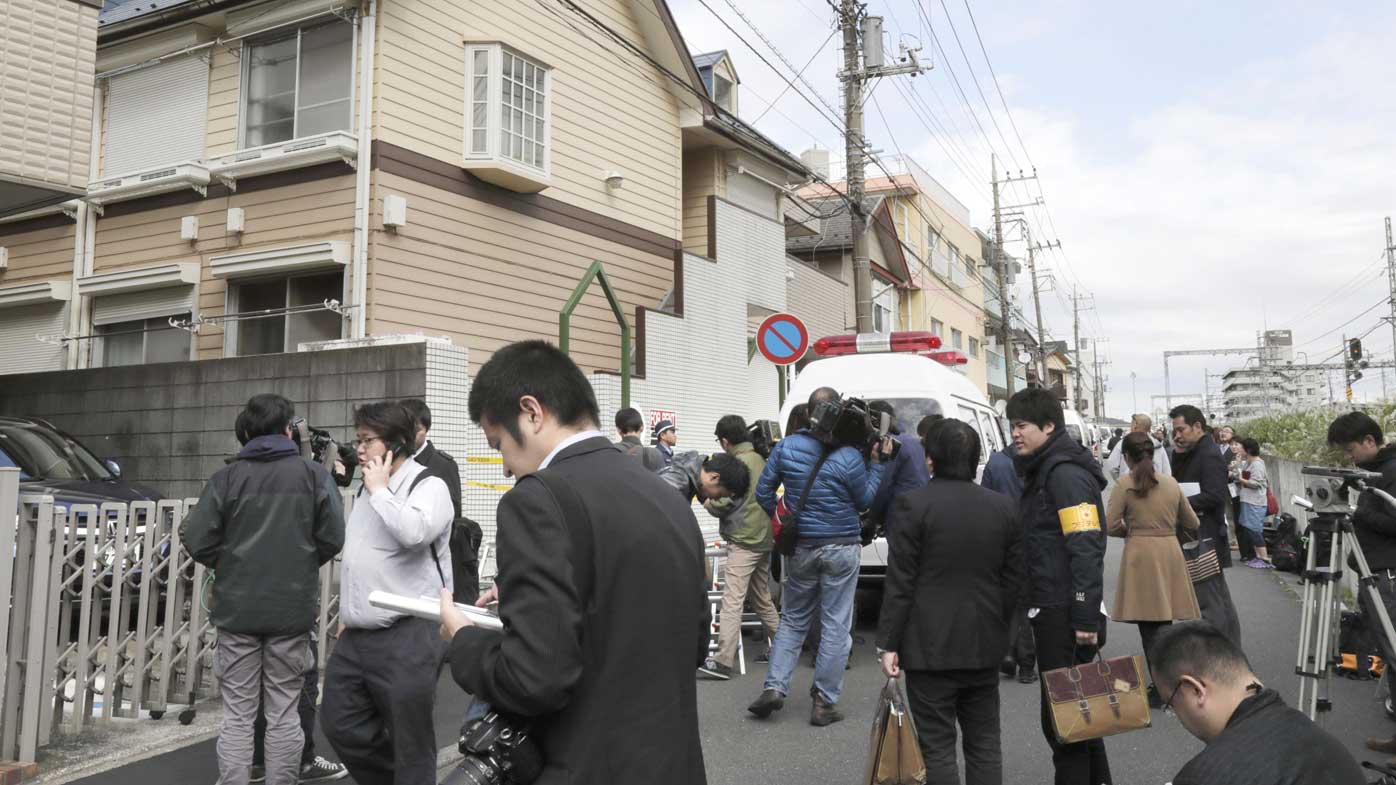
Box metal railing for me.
[0,468,350,763]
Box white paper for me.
[367,591,504,631]
[1179,482,1202,498]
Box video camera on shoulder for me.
[748,419,782,459]
[290,416,358,487]
[808,396,900,460]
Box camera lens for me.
[443,755,503,785]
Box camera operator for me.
[184,394,345,785]
[401,398,483,605]
[866,401,930,541]
[439,340,709,785]
[321,401,454,785]
[1169,405,1242,647]
[1005,387,1110,785]
[747,387,890,727]
[1150,621,1364,785]
[1325,411,1396,760]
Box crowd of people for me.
[182,342,1391,785]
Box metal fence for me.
[0,467,350,764]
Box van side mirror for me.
[105,459,122,479]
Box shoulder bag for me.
[772,449,832,558]
[1042,652,1151,744]
[1180,528,1220,584]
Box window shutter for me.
[0,303,67,374]
[103,56,210,177]
[91,287,195,326]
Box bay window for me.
[464,43,552,192]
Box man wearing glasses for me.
[1151,622,1363,785]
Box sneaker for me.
[299,756,350,783]
[755,648,770,664]
[698,658,733,680]
[250,766,266,784]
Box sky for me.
[666,0,1396,420]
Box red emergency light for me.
[922,350,968,366]
[811,331,942,357]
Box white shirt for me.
[340,458,454,628]
[1104,435,1172,483]
[539,429,606,470]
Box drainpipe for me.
[70,84,104,370]
[350,0,375,339]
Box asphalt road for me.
[80,538,1392,785]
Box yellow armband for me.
[1057,503,1100,535]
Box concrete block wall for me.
[713,198,788,316]
[0,342,431,499]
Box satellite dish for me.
[1017,351,1032,365]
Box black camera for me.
[808,396,900,460]
[448,711,544,785]
[290,416,358,487]
[748,419,782,459]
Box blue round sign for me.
[756,313,809,366]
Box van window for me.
[956,405,991,463]
[1066,424,1084,445]
[879,398,945,437]
[976,411,1001,452]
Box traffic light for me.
[1350,338,1364,363]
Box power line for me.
[960,0,1034,168]
[931,0,1024,172]
[717,0,844,123]
[751,26,839,124]
[1298,297,1391,350]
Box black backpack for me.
[1268,513,1304,573]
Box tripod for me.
[1295,509,1396,722]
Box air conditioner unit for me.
[88,163,211,205]
[208,131,358,186]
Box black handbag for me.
[775,449,831,557]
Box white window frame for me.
[931,318,944,337]
[223,270,345,357]
[951,328,963,350]
[969,337,980,358]
[238,19,357,150]
[712,72,734,112]
[463,43,553,180]
[95,315,194,367]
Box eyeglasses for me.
[350,436,384,449]
[1161,680,1185,716]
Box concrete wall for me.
[0,342,431,499]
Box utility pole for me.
[990,162,1039,395]
[1071,287,1093,413]
[1130,371,1137,414]
[1028,237,1060,385]
[837,2,924,334]
[1385,216,1395,364]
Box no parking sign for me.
[755,313,809,366]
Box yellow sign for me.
[1058,503,1101,535]
[466,456,504,465]
[466,480,514,493]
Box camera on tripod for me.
[1298,466,1383,515]
[449,711,543,785]
[808,395,900,460]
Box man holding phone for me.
[321,401,454,785]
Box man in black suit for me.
[1170,404,1242,647]
[878,419,1022,785]
[440,341,709,785]
[401,398,481,604]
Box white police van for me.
[775,332,1008,596]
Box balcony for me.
[207,131,358,189]
[88,163,211,206]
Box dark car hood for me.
[21,477,164,508]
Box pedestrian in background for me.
[184,394,345,785]
[654,419,678,466]
[878,419,1022,785]
[867,400,930,541]
[1006,387,1112,785]
[1107,428,1123,453]
[749,387,890,727]
[401,398,482,604]
[700,415,781,680]
[1213,425,1237,567]
[1169,405,1242,648]
[616,407,665,471]
[321,401,453,785]
[1232,438,1273,569]
[980,439,1036,685]
[1106,432,1201,707]
[1103,414,1170,484]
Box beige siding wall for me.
[0,221,77,285]
[91,173,356,358]
[368,171,672,373]
[681,148,721,255]
[205,46,241,157]
[0,0,97,191]
[374,0,682,239]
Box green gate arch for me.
[558,260,630,407]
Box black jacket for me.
[1014,430,1108,631]
[877,478,1022,670]
[1171,432,1230,553]
[1356,444,1396,570]
[184,435,344,635]
[448,436,708,785]
[1172,688,1364,785]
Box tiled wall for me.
[715,198,788,316]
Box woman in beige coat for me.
[1106,431,1201,707]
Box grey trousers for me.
[215,630,311,785]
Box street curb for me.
[37,706,223,784]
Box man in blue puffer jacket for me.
[748,387,888,727]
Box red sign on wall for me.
[648,409,677,429]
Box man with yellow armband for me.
[1006,387,1112,785]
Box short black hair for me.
[916,414,944,440]
[1327,410,1383,448]
[1169,404,1206,429]
[353,401,417,459]
[1149,621,1253,689]
[238,394,295,441]
[398,398,431,431]
[785,403,810,436]
[1238,437,1260,457]
[703,452,750,498]
[468,340,601,441]
[925,419,980,481]
[808,386,839,410]
[715,414,748,446]
[615,407,644,434]
[1006,387,1065,432]
[1113,428,1123,437]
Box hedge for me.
[1232,404,1396,463]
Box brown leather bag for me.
[1043,654,1152,744]
[863,678,927,785]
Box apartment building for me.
[1221,329,1325,421]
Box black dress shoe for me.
[748,689,785,718]
[1017,666,1038,684]
[1000,658,1018,678]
